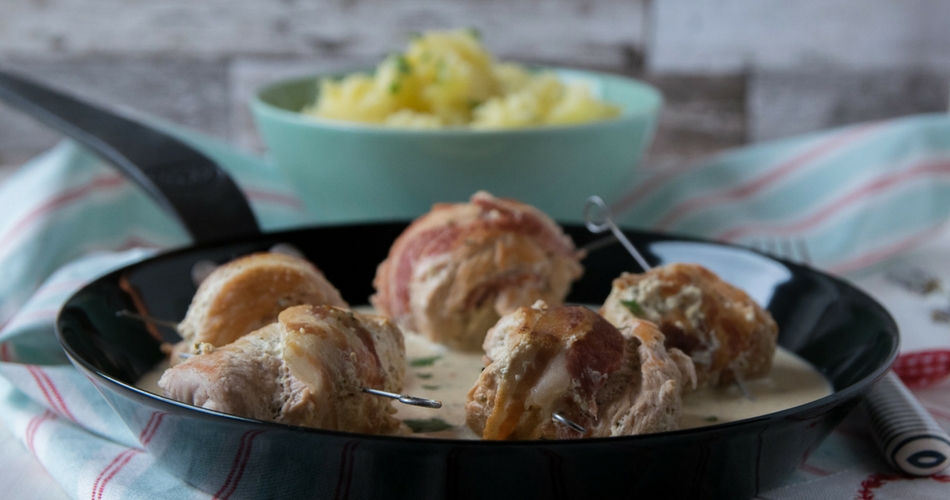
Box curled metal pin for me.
[361,387,443,409]
[116,310,181,331]
[584,196,652,271]
[730,363,756,402]
[552,412,587,434]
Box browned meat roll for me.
[158,305,405,434]
[168,251,347,364]
[591,317,695,437]
[465,301,694,440]
[600,263,777,390]
[372,191,583,351]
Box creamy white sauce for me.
[396,336,832,438]
[137,359,169,394]
[679,348,832,429]
[136,315,832,440]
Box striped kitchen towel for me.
[1,113,949,499]
[613,113,950,276]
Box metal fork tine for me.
[780,239,794,261]
[750,237,811,267]
[794,238,812,266]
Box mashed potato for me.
[302,29,621,129]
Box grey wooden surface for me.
[2,0,948,167]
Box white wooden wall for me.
[1,0,947,166]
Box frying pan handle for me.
[0,68,261,244]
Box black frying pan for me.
[0,69,899,500]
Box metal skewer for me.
[730,365,756,402]
[584,196,755,402]
[584,195,652,271]
[552,412,587,434]
[177,344,443,409]
[116,310,181,330]
[361,388,443,409]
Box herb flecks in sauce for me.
[410,355,443,367]
[405,418,453,433]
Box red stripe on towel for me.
[92,449,141,500]
[799,463,832,477]
[716,159,950,242]
[0,174,126,256]
[138,412,166,446]
[214,430,264,500]
[113,235,162,252]
[25,410,54,455]
[8,308,59,327]
[245,188,304,210]
[924,406,950,423]
[830,221,947,275]
[610,163,702,216]
[653,123,882,232]
[26,365,77,423]
[30,279,88,300]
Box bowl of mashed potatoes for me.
[251,29,663,223]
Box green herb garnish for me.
[394,55,412,75]
[422,385,441,390]
[704,415,719,423]
[621,299,644,317]
[415,372,433,379]
[389,81,401,94]
[404,418,453,433]
[467,27,482,40]
[435,59,447,83]
[409,355,442,367]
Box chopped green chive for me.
[395,55,412,75]
[415,373,433,379]
[621,299,644,317]
[404,418,453,433]
[409,355,442,367]
[422,385,440,391]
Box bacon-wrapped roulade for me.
[600,263,777,389]
[159,305,405,434]
[465,301,694,440]
[372,191,583,351]
[168,251,347,364]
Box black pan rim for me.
[54,222,901,447]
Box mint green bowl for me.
[250,68,662,224]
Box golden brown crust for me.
[600,263,777,389]
[170,252,347,364]
[159,305,405,434]
[592,318,695,436]
[372,191,583,351]
[466,302,625,440]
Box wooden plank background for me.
[1,0,947,168]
